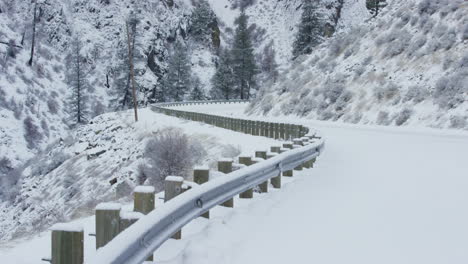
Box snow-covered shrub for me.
[140,128,206,190]
[417,0,441,15]
[354,65,365,78]
[23,116,43,149]
[394,108,413,126]
[382,30,412,58]
[434,72,468,109]
[407,35,427,58]
[319,110,334,121]
[374,82,400,102]
[47,98,59,114]
[449,116,467,129]
[377,111,391,125]
[458,54,468,69]
[404,85,430,103]
[0,157,19,201]
[462,24,468,41]
[260,94,274,115]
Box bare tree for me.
[126,19,138,122]
[28,0,38,66]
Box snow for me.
[95,203,122,211]
[134,186,155,194]
[49,223,84,233]
[165,176,185,183]
[193,165,210,171]
[120,211,143,220]
[218,158,233,162]
[2,103,468,263]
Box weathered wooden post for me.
[218,158,234,207]
[238,155,254,198]
[119,211,143,232]
[293,144,303,171]
[95,203,121,249]
[50,224,84,264]
[282,142,293,177]
[267,152,281,189]
[293,138,304,146]
[254,121,260,136]
[254,151,268,193]
[280,123,286,139]
[271,145,281,153]
[165,176,184,239]
[134,186,155,215]
[274,123,280,139]
[269,123,275,138]
[193,166,210,218]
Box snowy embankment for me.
[2,102,468,263]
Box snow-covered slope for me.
[248,0,468,130]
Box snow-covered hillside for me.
[248,0,468,130]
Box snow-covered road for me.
[2,103,468,264]
[165,103,468,264]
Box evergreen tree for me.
[189,0,217,45]
[260,41,279,83]
[366,0,387,17]
[164,41,192,102]
[231,11,258,99]
[292,0,324,59]
[189,76,206,100]
[66,36,89,125]
[211,49,236,100]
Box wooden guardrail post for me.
[238,155,254,198]
[193,166,210,218]
[255,150,268,193]
[292,144,303,171]
[274,123,280,139]
[282,142,293,177]
[165,176,184,239]
[271,145,281,153]
[218,158,234,207]
[134,186,155,215]
[280,123,286,139]
[269,123,275,138]
[50,224,84,264]
[95,203,121,249]
[267,152,281,188]
[119,211,143,232]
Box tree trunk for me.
[28,1,38,66]
[126,22,138,122]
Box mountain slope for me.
[248,0,468,130]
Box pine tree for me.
[260,41,279,83]
[231,11,258,99]
[164,41,192,102]
[366,0,387,17]
[189,0,217,45]
[292,0,324,59]
[211,49,236,100]
[189,76,206,100]
[66,36,89,125]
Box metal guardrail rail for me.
[88,100,325,264]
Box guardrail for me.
[48,100,324,264]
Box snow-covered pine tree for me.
[211,49,236,100]
[66,36,89,126]
[189,0,217,45]
[292,0,324,59]
[231,11,258,99]
[164,41,192,102]
[189,76,206,100]
[366,0,388,17]
[260,40,279,84]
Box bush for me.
[382,30,412,58]
[394,108,413,126]
[23,116,43,149]
[407,35,427,58]
[377,111,391,125]
[374,83,400,101]
[462,24,468,41]
[47,99,59,114]
[434,71,468,109]
[140,128,206,190]
[449,116,467,129]
[404,86,430,103]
